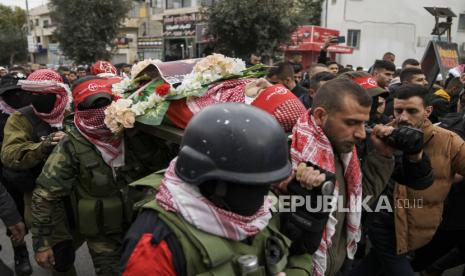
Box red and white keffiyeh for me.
[156,158,273,241]
[90,60,119,78]
[290,111,362,276]
[182,80,305,132]
[74,107,124,167]
[186,79,252,114]
[73,78,124,167]
[18,69,71,128]
[0,100,16,114]
[250,84,306,132]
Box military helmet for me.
[0,73,26,95]
[175,103,292,186]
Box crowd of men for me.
[0,43,464,276]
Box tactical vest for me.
[2,106,56,193]
[132,173,312,276]
[65,127,148,237]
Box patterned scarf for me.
[0,100,16,114]
[74,107,124,167]
[156,158,273,241]
[185,80,305,132]
[290,111,362,276]
[186,79,251,113]
[250,84,306,132]
[19,69,71,128]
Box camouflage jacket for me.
[31,126,173,251]
[1,111,52,169]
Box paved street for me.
[0,222,95,276]
[0,221,464,275]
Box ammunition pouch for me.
[77,196,124,236]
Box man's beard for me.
[323,123,357,154]
[397,118,426,129]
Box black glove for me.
[282,162,336,255]
[383,126,424,154]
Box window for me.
[200,0,216,6]
[43,20,49,28]
[347,29,361,48]
[129,2,138,17]
[35,19,39,26]
[151,0,164,14]
[36,36,41,43]
[166,0,191,9]
[459,14,465,31]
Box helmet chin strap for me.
[212,182,231,209]
[202,181,232,211]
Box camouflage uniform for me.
[1,110,73,237]
[1,111,82,276]
[32,125,173,276]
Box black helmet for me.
[0,73,26,95]
[175,103,291,186]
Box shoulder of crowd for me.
[64,124,90,146]
[7,111,33,128]
[431,123,459,135]
[430,123,465,144]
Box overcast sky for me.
[0,0,48,9]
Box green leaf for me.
[135,101,171,126]
[167,86,209,100]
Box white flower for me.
[114,98,132,109]
[174,53,247,96]
[112,78,132,97]
[104,98,135,132]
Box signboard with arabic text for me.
[421,41,459,87]
[163,13,197,38]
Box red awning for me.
[286,42,353,54]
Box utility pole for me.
[25,0,35,63]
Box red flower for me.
[156,83,171,97]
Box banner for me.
[421,40,459,86]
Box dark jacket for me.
[430,89,451,123]
[299,94,312,110]
[384,83,402,118]
[291,84,308,98]
[288,61,302,73]
[318,49,328,64]
[0,182,22,227]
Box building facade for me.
[147,0,214,61]
[322,0,465,69]
[28,4,65,65]
[28,1,163,65]
[27,1,213,65]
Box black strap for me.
[17,106,55,142]
[0,113,10,142]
